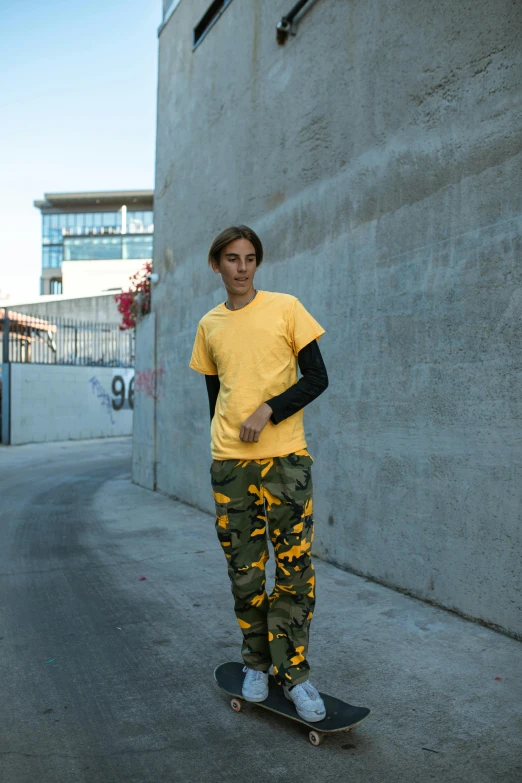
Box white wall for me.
[10,364,134,445]
[62,259,148,297]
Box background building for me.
[34,190,154,296]
[139,0,522,638]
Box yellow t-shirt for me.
[189,289,325,460]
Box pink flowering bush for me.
[115,261,152,331]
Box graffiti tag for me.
[89,376,116,425]
[134,366,166,401]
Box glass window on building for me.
[122,234,153,259]
[145,210,154,231]
[127,210,154,233]
[42,215,51,244]
[127,211,142,233]
[44,213,62,244]
[93,236,121,258]
[63,239,80,261]
[102,212,121,232]
[41,209,147,267]
[60,214,72,237]
[43,246,63,268]
[49,278,62,295]
[75,213,86,234]
[63,236,122,261]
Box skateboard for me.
[214,661,371,746]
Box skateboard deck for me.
[214,661,370,745]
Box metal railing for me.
[0,309,134,367]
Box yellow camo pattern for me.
[210,450,315,688]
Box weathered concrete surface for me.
[0,438,521,782]
[132,313,156,489]
[149,0,522,636]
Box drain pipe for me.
[276,0,314,45]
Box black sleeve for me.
[205,374,220,422]
[264,339,328,425]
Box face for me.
[211,237,257,295]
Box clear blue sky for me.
[0,0,160,302]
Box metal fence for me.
[0,309,134,367]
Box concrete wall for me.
[6,293,122,324]
[9,364,134,445]
[132,313,157,489]
[151,0,522,636]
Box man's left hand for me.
[239,403,273,442]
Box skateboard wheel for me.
[230,698,243,712]
[308,730,323,746]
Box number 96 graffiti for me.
[111,367,165,409]
[111,375,134,410]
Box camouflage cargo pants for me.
[210,449,315,688]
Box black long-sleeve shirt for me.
[204,339,328,424]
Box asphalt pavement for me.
[0,437,520,783]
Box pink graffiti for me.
[134,366,166,401]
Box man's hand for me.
[239,403,273,442]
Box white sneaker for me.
[242,666,269,702]
[283,680,326,722]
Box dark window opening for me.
[50,278,63,295]
[194,0,233,47]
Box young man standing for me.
[189,225,329,722]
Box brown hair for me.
[208,225,264,268]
